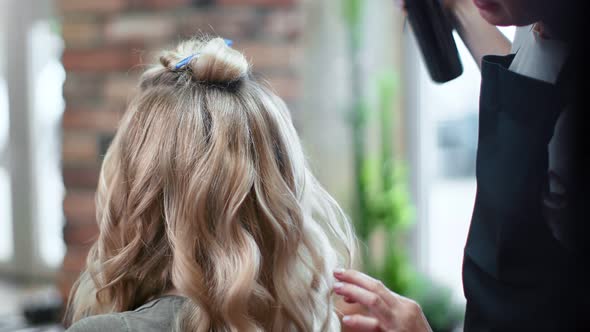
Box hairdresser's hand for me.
[334,269,432,332]
[396,0,511,68]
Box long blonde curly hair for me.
[66,37,355,331]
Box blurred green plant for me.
[407,275,465,332]
[341,1,463,331]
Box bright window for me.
[30,21,66,268]
[0,0,65,277]
[0,1,13,263]
[0,80,12,262]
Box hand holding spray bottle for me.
[404,0,463,83]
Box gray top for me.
[67,295,187,332]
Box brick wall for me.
[58,0,302,301]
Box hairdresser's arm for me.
[446,0,512,68]
[334,269,432,332]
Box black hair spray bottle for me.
[405,0,463,83]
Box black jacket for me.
[463,54,588,331]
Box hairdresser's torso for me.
[463,22,589,331]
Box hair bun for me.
[191,38,248,83]
[160,37,249,84]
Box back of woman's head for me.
[67,37,355,331]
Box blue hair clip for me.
[175,53,199,70]
[174,39,234,70]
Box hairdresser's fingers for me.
[334,269,396,307]
[334,282,393,323]
[344,296,356,304]
[341,314,382,332]
[334,269,433,332]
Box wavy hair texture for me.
[66,37,356,331]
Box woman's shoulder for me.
[67,313,127,332]
[67,296,187,332]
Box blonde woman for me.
[65,37,430,332]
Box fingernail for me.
[333,282,344,290]
[334,268,345,275]
[342,316,351,323]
